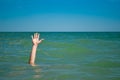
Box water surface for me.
[0,32,120,80]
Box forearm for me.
[29,33,44,66]
[29,45,38,65]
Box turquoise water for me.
[0,32,120,80]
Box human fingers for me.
[31,35,33,40]
[38,33,40,40]
[34,33,38,39]
[41,38,44,40]
[34,33,36,38]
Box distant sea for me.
[0,32,120,80]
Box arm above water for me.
[29,33,44,66]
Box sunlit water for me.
[0,32,120,80]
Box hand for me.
[31,33,44,46]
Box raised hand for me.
[31,33,44,46]
[29,33,44,66]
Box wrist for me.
[33,44,38,47]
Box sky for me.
[0,0,120,32]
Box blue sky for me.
[0,0,120,32]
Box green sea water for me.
[0,32,120,80]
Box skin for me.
[29,33,44,66]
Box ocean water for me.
[0,32,120,80]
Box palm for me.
[31,33,44,45]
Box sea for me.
[0,32,120,80]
